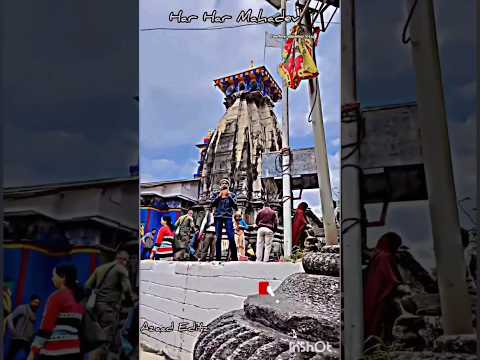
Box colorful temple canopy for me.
[213,66,282,103]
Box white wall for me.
[140,261,304,360]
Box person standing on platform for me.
[174,209,196,260]
[255,203,278,262]
[211,178,238,261]
[198,208,216,261]
[5,295,41,360]
[233,211,249,259]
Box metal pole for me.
[407,0,473,334]
[0,94,3,358]
[300,1,338,246]
[477,1,480,355]
[341,0,364,357]
[281,0,292,258]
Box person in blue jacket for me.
[234,211,250,258]
[211,178,238,261]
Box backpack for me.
[80,308,108,354]
[80,264,115,353]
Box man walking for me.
[141,228,156,260]
[211,178,238,261]
[85,250,137,360]
[5,295,41,360]
[174,209,196,260]
[255,202,278,262]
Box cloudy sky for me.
[3,0,139,188]
[356,1,475,270]
[140,0,341,217]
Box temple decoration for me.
[198,65,283,224]
[194,130,213,178]
[213,66,282,108]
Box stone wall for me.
[140,261,304,360]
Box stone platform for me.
[140,260,304,360]
[193,246,341,360]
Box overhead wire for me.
[141,22,339,32]
[141,23,264,32]
[401,0,418,44]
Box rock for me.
[420,316,444,349]
[140,342,162,354]
[401,294,441,316]
[320,245,340,254]
[390,351,477,360]
[193,273,340,360]
[392,315,427,350]
[302,253,339,277]
[304,234,320,253]
[396,250,438,294]
[244,273,340,346]
[433,334,477,355]
[193,310,339,360]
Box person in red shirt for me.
[28,263,85,360]
[364,232,402,341]
[150,216,175,260]
[255,203,279,262]
[292,202,309,249]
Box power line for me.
[141,23,265,32]
[140,21,339,32]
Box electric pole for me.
[280,0,293,257]
[299,0,338,246]
[407,0,473,334]
[477,2,480,356]
[341,0,364,358]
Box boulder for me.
[193,273,340,360]
[390,351,477,360]
[244,273,340,346]
[193,310,339,360]
[401,294,441,316]
[392,315,427,351]
[321,245,340,254]
[433,334,477,355]
[302,252,339,277]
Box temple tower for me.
[198,66,283,221]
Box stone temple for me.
[140,65,326,260]
[197,65,284,224]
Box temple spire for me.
[200,66,283,213]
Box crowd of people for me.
[3,250,138,360]
[140,178,329,263]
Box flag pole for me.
[280,0,293,258]
[264,32,267,65]
[299,0,338,246]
